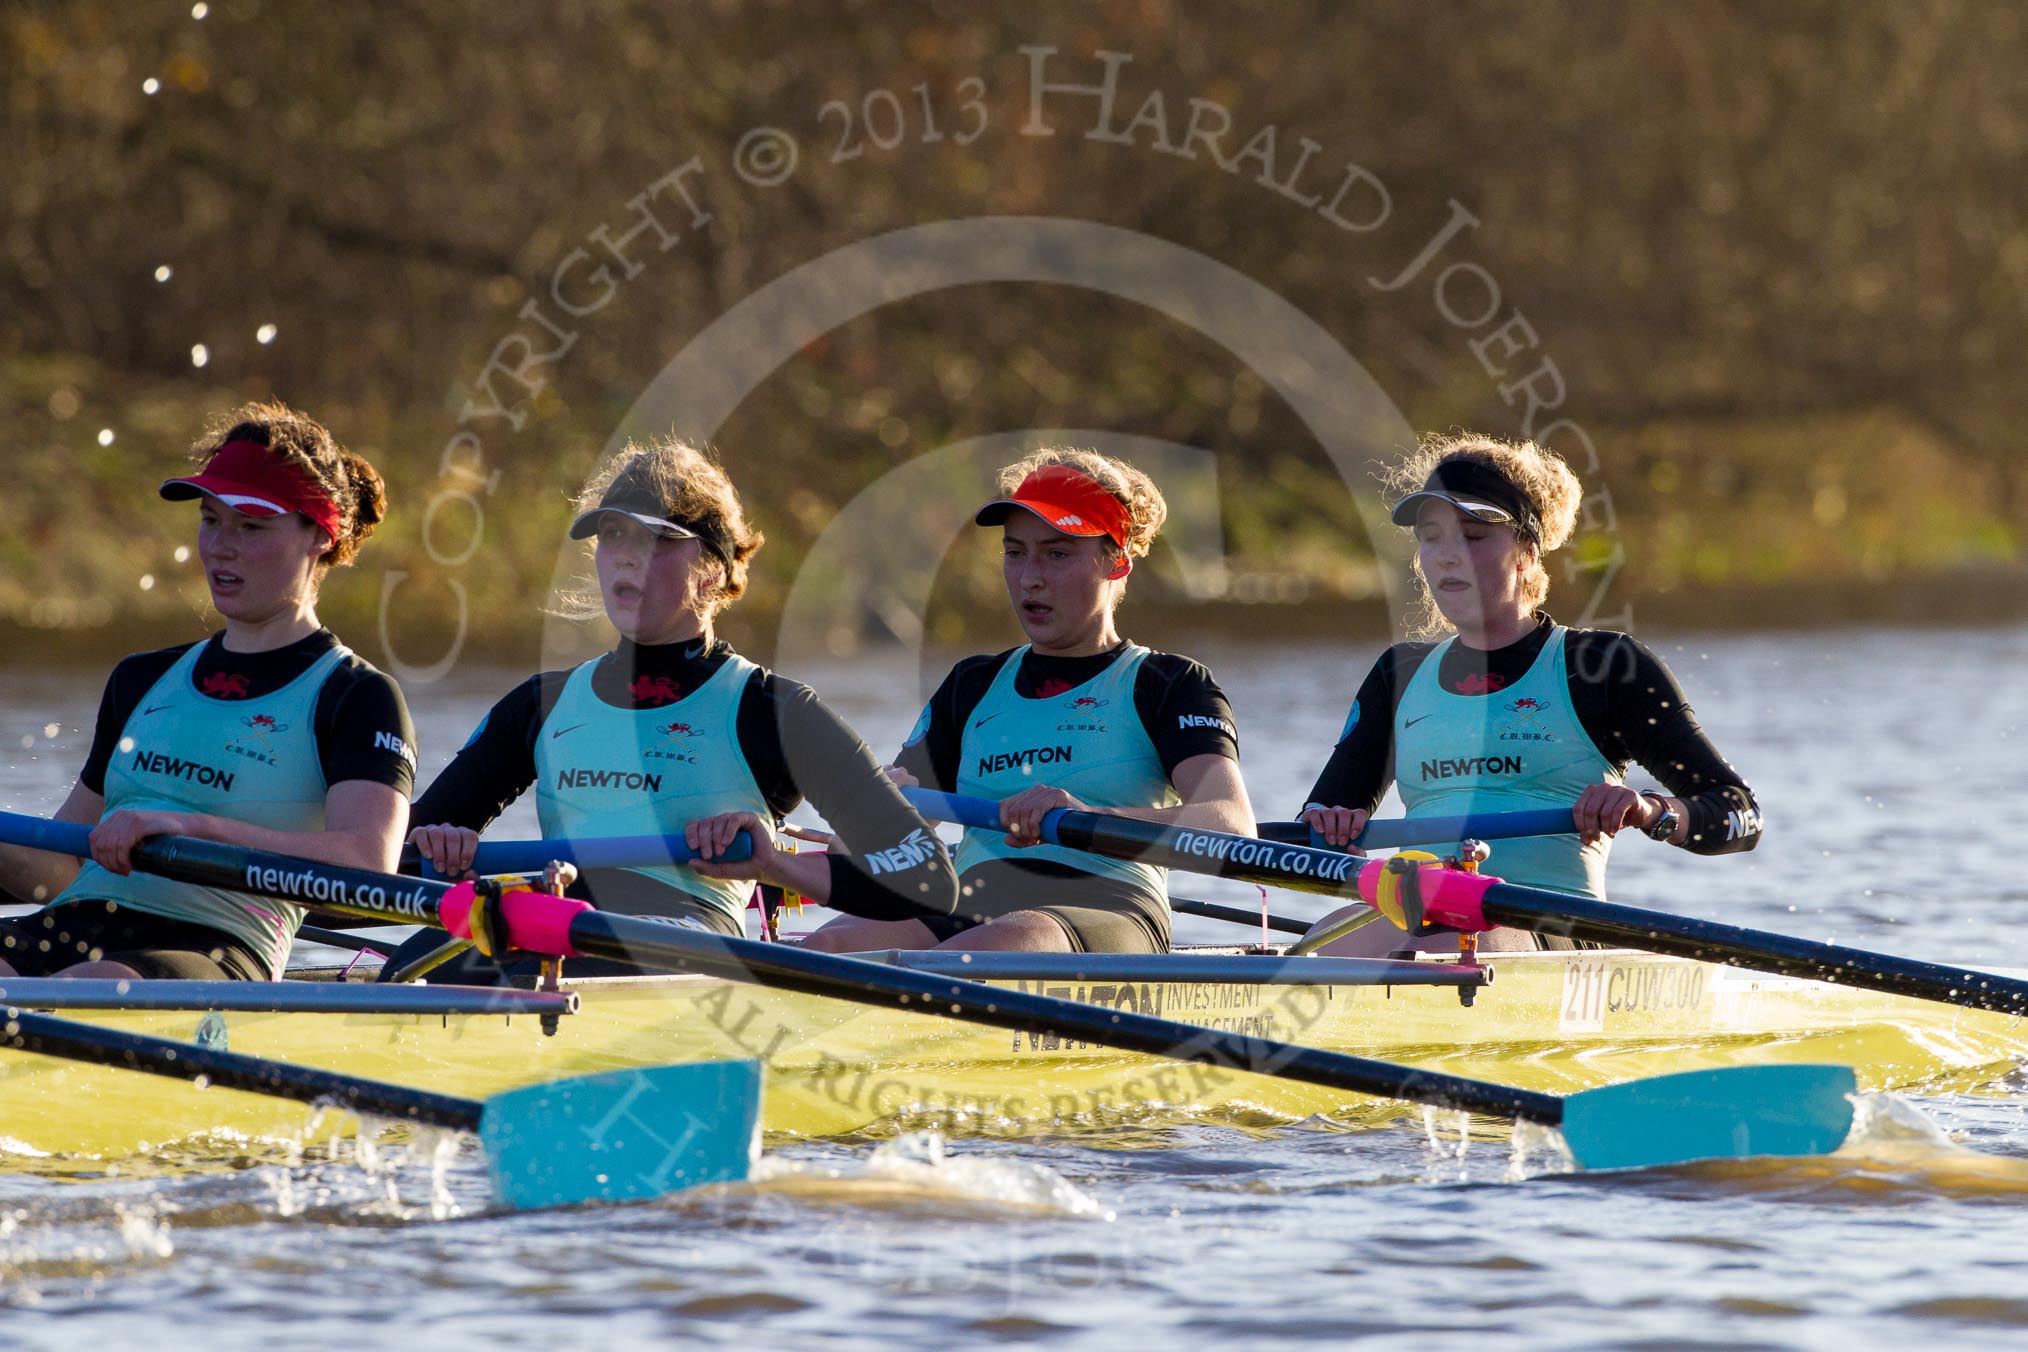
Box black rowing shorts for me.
[0,900,269,981]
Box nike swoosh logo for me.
[550,723,587,739]
[972,712,1003,729]
[1404,714,1433,728]
[141,704,173,716]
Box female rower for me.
[0,404,413,980]
[803,448,1255,955]
[1298,432,1762,956]
[395,437,957,975]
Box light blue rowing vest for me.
[952,645,1178,897]
[59,641,348,976]
[533,652,766,926]
[1393,626,1619,898]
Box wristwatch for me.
[1641,793,1680,842]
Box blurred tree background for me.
[4,0,2026,667]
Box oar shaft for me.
[401,831,752,878]
[1257,808,1578,851]
[552,914,1564,1124]
[0,1007,482,1129]
[1171,897,1310,935]
[892,792,2028,1024]
[898,789,1363,896]
[1480,885,2028,1018]
[94,829,1565,1126]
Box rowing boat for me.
[5,942,2023,1168]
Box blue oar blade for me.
[1558,1064,1857,1171]
[478,1059,762,1210]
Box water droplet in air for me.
[142,78,160,95]
[192,2,208,16]
[97,428,115,446]
[190,344,209,367]
[139,574,156,591]
[154,264,172,282]
[256,323,278,345]
[174,546,190,562]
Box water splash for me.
[755,1133,1109,1218]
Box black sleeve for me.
[78,647,190,796]
[313,663,418,795]
[758,675,959,921]
[409,675,555,831]
[1302,645,1426,814]
[893,654,1003,791]
[1568,632,1764,856]
[1133,655,1239,775]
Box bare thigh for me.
[800,915,939,953]
[936,911,1075,953]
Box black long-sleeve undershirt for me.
[1304,617,1761,855]
[413,638,957,921]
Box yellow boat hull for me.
[4,949,2024,1167]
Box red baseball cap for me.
[974,465,1129,549]
[160,438,341,541]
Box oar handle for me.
[0,809,753,881]
[899,788,1016,834]
[401,831,754,878]
[0,812,91,857]
[1257,808,1579,851]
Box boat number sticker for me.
[1560,958,1709,1033]
[1560,958,1611,1032]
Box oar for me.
[1172,896,1310,936]
[40,822,1858,1172]
[0,1004,759,1209]
[898,790,2028,1020]
[399,830,752,879]
[1254,806,1576,851]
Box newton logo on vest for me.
[131,748,236,792]
[556,768,663,792]
[977,745,1073,777]
[1419,754,1522,782]
[225,713,290,766]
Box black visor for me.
[1389,458,1541,545]
[567,486,731,564]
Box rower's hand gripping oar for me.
[900,790,2028,1021]
[0,1005,760,1210]
[76,824,1859,1172]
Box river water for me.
[5,625,2028,1349]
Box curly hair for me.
[1386,431,1582,635]
[995,447,1168,563]
[559,437,764,623]
[190,402,386,567]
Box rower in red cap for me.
[0,403,414,980]
[804,449,1256,955]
